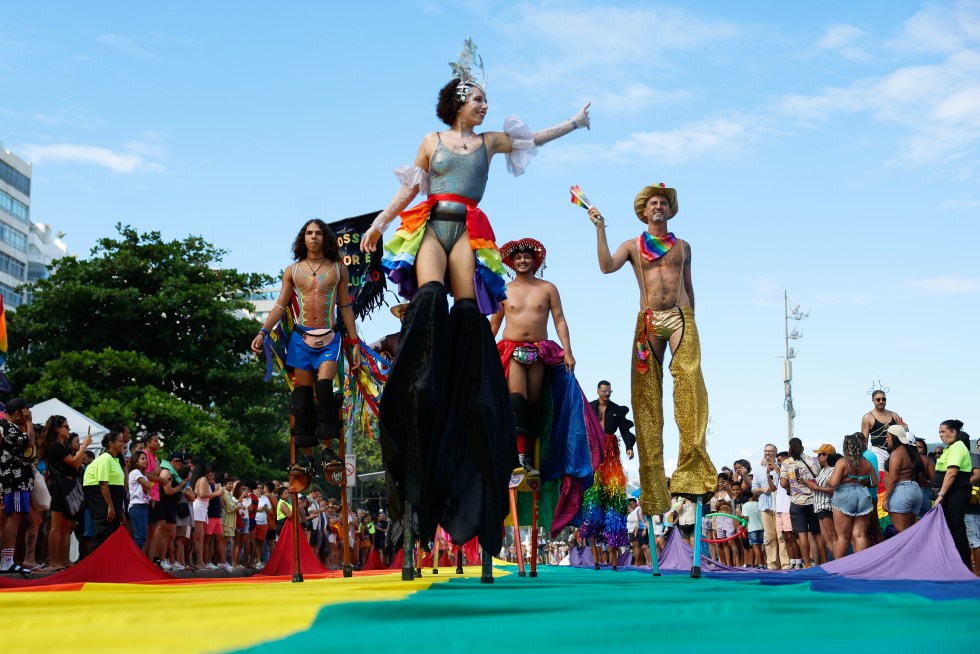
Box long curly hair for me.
[292,219,340,262]
[842,433,865,474]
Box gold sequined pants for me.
[631,305,717,515]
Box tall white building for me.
[0,145,32,308]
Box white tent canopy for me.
[30,398,109,452]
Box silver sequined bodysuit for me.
[427,134,490,252]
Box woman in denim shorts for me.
[883,425,925,532]
[829,433,875,560]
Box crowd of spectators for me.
[2,398,977,577]
[0,401,391,575]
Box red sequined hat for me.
[499,238,546,274]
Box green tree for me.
[8,225,289,478]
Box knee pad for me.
[290,386,317,448]
[316,379,341,441]
[510,393,528,434]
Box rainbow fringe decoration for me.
[569,185,592,210]
[636,231,676,261]
[342,340,390,441]
[578,434,630,548]
[262,297,298,390]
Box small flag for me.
[569,185,593,210]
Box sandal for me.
[0,563,32,575]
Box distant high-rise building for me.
[1,143,73,308]
[0,145,32,309]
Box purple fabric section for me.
[820,505,975,581]
[657,530,742,573]
[388,267,418,302]
[473,274,499,316]
[568,546,632,567]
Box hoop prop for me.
[700,512,748,544]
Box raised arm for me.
[251,269,295,354]
[361,135,435,253]
[548,282,575,372]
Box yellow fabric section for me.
[0,567,506,654]
[631,305,716,515]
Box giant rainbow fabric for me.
[381,193,507,315]
[497,339,602,535]
[0,295,7,367]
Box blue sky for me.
[3,1,978,482]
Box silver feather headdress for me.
[448,37,487,102]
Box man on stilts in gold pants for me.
[587,184,716,517]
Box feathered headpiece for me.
[449,37,487,102]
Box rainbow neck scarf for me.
[636,232,676,261]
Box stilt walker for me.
[584,184,718,580]
[491,237,601,577]
[361,39,593,584]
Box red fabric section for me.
[0,528,172,590]
[360,548,386,571]
[388,549,405,570]
[257,524,330,576]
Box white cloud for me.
[812,289,870,306]
[939,197,980,209]
[909,275,980,294]
[96,33,161,60]
[20,142,165,173]
[549,116,751,165]
[778,48,980,165]
[893,0,980,54]
[817,23,874,62]
[593,83,695,115]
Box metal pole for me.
[785,291,793,441]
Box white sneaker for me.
[255,562,265,570]
[160,560,173,571]
[206,563,219,570]
[219,562,233,572]
[171,561,185,571]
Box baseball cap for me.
[169,451,187,463]
[886,424,910,445]
[813,444,837,455]
[5,398,31,413]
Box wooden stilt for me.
[338,425,352,578]
[508,487,526,577]
[290,435,303,583]
[691,496,703,578]
[415,540,422,578]
[529,438,541,577]
[591,538,600,570]
[455,544,464,574]
[432,527,440,574]
[647,515,661,577]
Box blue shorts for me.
[965,513,980,549]
[285,328,341,371]
[747,529,764,546]
[832,483,873,517]
[2,490,31,515]
[885,480,922,515]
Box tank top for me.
[867,413,896,447]
[207,481,222,518]
[291,261,339,329]
[428,134,490,202]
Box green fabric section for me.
[232,567,980,653]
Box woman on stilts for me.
[361,38,591,582]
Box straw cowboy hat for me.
[634,183,678,222]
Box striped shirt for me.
[812,465,834,513]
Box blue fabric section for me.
[542,368,594,482]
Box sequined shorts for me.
[643,306,684,341]
[429,202,467,254]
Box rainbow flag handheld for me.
[569,185,593,210]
